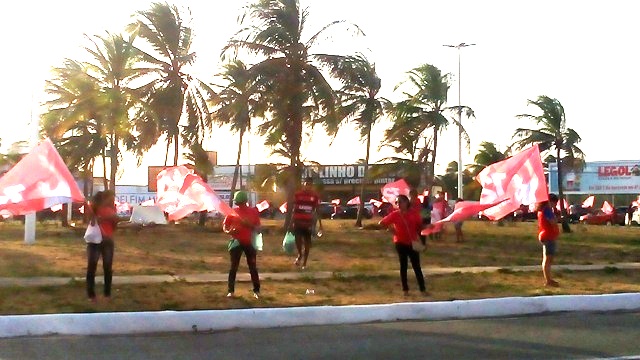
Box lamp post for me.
[443,42,475,200]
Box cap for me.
[233,191,248,204]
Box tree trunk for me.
[164,138,170,166]
[101,149,108,191]
[424,128,439,195]
[229,130,244,207]
[109,134,119,191]
[173,133,179,166]
[557,146,571,233]
[355,128,372,228]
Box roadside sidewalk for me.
[1,262,639,288]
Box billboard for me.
[302,165,396,186]
[549,160,640,194]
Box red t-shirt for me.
[224,205,261,245]
[97,205,117,238]
[410,198,422,217]
[380,209,422,245]
[537,206,559,241]
[293,189,320,228]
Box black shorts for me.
[294,226,313,239]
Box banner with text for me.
[549,161,640,194]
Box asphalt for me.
[1,262,639,287]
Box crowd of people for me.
[83,180,564,302]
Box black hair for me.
[397,194,410,208]
[304,177,313,184]
[548,193,558,202]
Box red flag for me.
[347,196,360,205]
[582,195,595,208]
[256,200,270,212]
[601,201,614,214]
[79,205,85,214]
[50,204,63,212]
[0,139,85,215]
[369,199,383,208]
[279,202,287,213]
[417,195,425,203]
[116,201,131,215]
[420,199,509,236]
[476,145,548,221]
[156,166,235,221]
[331,199,341,205]
[381,179,411,204]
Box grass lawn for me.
[0,219,638,277]
[1,269,639,315]
[0,218,638,315]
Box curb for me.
[1,293,639,338]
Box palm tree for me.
[127,2,214,166]
[41,58,110,190]
[386,63,473,193]
[324,54,388,227]
[224,0,361,227]
[467,141,509,176]
[512,95,585,233]
[212,60,264,206]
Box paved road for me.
[2,312,639,359]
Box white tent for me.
[129,205,167,225]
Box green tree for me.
[42,30,144,190]
[224,0,360,227]
[212,60,264,206]
[127,2,214,166]
[325,54,388,227]
[464,141,509,200]
[512,95,585,233]
[386,63,473,193]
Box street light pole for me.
[443,42,475,200]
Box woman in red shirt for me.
[223,191,261,298]
[87,190,119,302]
[379,195,427,295]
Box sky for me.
[2,0,639,185]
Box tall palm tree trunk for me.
[425,128,439,194]
[109,134,119,190]
[229,130,244,206]
[355,129,371,227]
[556,147,571,233]
[101,148,108,190]
[173,133,179,166]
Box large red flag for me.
[476,145,548,221]
[420,199,508,235]
[601,201,614,214]
[156,166,234,221]
[381,179,411,204]
[582,195,595,208]
[0,139,85,215]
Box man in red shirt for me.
[292,177,320,269]
[223,191,261,298]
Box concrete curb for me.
[1,293,639,338]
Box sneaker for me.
[294,257,301,266]
[226,292,235,298]
[253,292,260,299]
